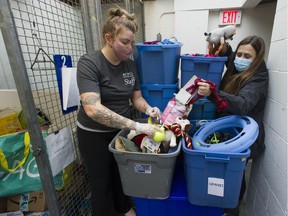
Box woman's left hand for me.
[197,81,212,96]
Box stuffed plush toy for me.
[127,130,160,153]
[163,116,192,150]
[204,25,236,56]
[115,136,141,152]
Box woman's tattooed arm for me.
[80,92,136,130]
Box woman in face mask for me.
[76,7,161,216]
[197,36,269,216]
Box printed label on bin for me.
[208,177,224,197]
[142,138,161,154]
[134,163,152,174]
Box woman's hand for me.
[197,81,212,96]
[145,107,161,118]
[135,122,161,137]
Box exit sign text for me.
[219,10,242,25]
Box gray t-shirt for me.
[77,50,140,131]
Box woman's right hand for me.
[197,81,212,96]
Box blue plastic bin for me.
[132,159,223,216]
[135,43,182,84]
[180,55,227,88]
[182,139,250,208]
[141,83,179,112]
[189,98,216,120]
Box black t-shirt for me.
[77,50,140,131]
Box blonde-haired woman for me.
[77,7,160,216]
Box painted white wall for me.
[174,0,261,10]
[0,31,16,89]
[0,90,21,113]
[143,0,174,42]
[208,3,276,61]
[175,10,209,54]
[144,1,276,57]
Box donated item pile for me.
[0,107,74,215]
[0,108,50,215]
[109,37,259,216]
[0,108,22,136]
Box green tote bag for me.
[0,131,65,197]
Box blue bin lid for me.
[136,43,183,49]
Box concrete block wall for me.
[246,0,288,216]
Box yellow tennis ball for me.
[153,127,165,142]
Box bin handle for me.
[193,59,211,64]
[205,155,230,163]
[142,46,162,52]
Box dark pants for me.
[77,127,132,216]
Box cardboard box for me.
[0,108,22,136]
[7,191,47,212]
[0,198,7,213]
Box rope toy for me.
[185,78,228,112]
[164,123,193,150]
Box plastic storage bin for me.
[189,98,216,120]
[135,43,182,84]
[180,55,227,88]
[108,129,181,199]
[182,139,250,208]
[141,83,179,112]
[132,159,223,216]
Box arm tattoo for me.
[82,93,134,129]
[91,109,130,129]
[81,95,100,106]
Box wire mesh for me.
[6,0,144,215]
[9,0,91,215]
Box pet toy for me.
[204,25,236,56]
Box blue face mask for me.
[234,57,253,72]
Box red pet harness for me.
[185,78,228,112]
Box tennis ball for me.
[153,127,165,142]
